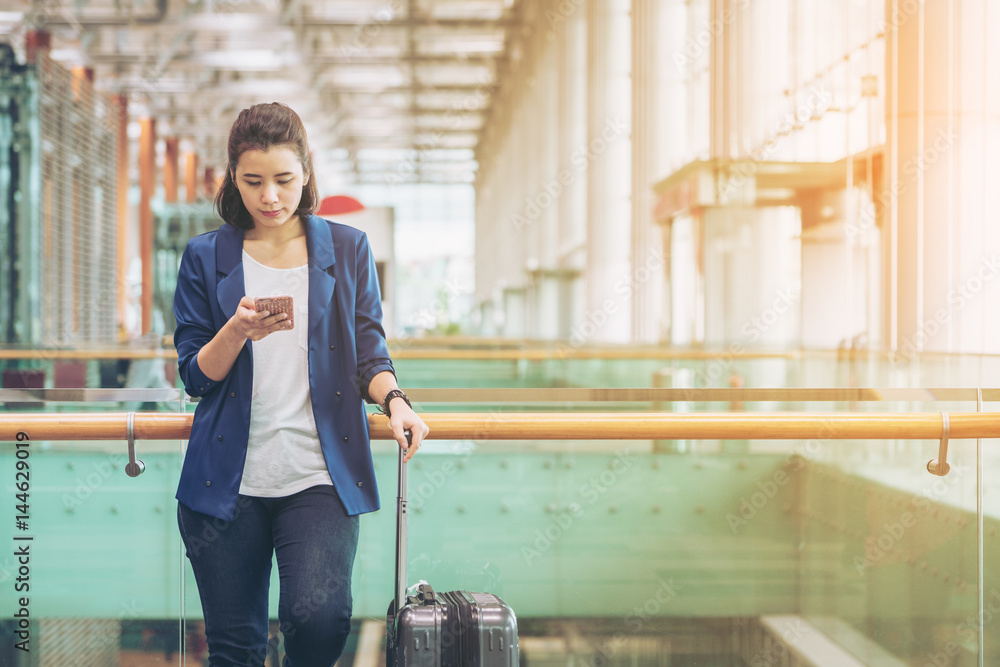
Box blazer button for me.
[217,435,223,441]
[205,481,212,487]
[199,386,205,392]
[230,391,236,398]
[357,481,363,488]
[336,391,342,397]
[329,345,336,351]
[343,436,349,442]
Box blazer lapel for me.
[215,223,246,322]
[212,217,336,336]
[305,215,337,338]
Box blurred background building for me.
[1,0,999,665]
[2,0,998,352]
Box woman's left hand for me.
[389,400,429,462]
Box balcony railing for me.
[1,407,997,442]
[0,386,997,666]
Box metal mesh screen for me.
[35,52,118,346]
[37,618,121,667]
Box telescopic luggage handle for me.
[394,430,412,616]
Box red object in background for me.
[25,30,51,64]
[2,369,45,408]
[317,195,365,216]
[54,362,87,388]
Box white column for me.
[709,0,735,160]
[885,0,1000,354]
[532,26,562,340]
[585,0,632,344]
[631,0,686,344]
[702,207,802,347]
[557,1,589,339]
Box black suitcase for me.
[385,434,519,667]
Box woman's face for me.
[233,146,308,231]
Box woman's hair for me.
[215,102,319,229]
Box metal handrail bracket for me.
[926,411,951,476]
[124,411,145,477]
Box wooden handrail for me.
[0,387,997,403]
[0,412,997,441]
[0,349,178,360]
[0,348,792,361]
[2,346,1000,361]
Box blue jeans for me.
[177,485,360,667]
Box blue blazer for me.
[173,214,394,521]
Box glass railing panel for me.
[796,439,984,665]
[389,348,1000,394]
[355,393,991,666]
[5,346,1000,395]
[360,439,979,665]
[0,385,995,664]
[0,390,191,666]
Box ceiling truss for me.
[3,0,522,185]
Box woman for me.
[173,102,428,667]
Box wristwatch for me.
[382,389,411,418]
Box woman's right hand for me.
[230,296,293,342]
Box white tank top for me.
[239,249,331,496]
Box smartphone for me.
[253,295,294,328]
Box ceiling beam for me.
[80,51,496,67]
[309,54,496,66]
[331,107,486,117]
[295,17,515,29]
[330,84,498,94]
[31,0,522,180]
